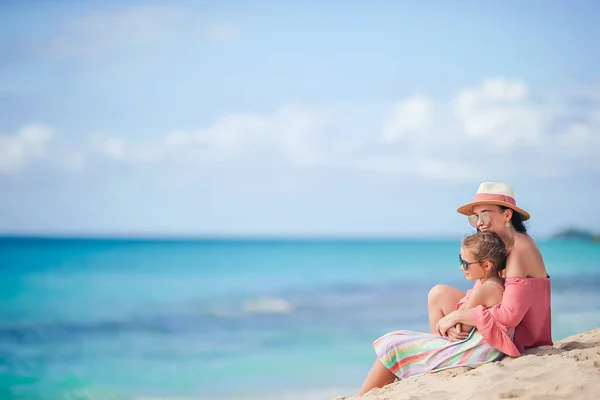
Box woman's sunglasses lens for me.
[468,214,478,227]
[468,211,492,227]
[480,212,491,225]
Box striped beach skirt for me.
[373,328,508,379]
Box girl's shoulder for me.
[481,279,505,292]
[471,279,505,307]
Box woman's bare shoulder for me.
[513,232,539,248]
[507,233,547,278]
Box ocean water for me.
[1,237,599,400]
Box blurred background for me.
[1,0,599,399]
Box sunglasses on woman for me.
[467,210,505,228]
[459,254,481,270]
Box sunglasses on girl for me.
[459,254,481,270]
[467,210,505,228]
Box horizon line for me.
[0,232,565,241]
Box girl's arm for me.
[455,280,481,310]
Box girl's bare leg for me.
[427,284,465,334]
[358,359,397,395]
[358,285,466,396]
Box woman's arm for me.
[437,278,534,357]
[436,250,536,356]
[471,250,534,328]
[437,283,504,332]
[446,250,532,327]
[472,279,534,328]
[445,278,533,327]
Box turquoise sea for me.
[1,237,599,400]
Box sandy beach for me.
[333,328,600,400]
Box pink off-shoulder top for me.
[458,277,553,357]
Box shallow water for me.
[1,237,598,399]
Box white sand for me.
[332,328,600,400]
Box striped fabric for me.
[373,328,509,379]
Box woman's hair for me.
[498,206,528,233]
[463,231,508,271]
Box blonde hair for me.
[462,231,508,271]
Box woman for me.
[358,182,552,396]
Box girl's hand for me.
[436,312,459,337]
[446,323,469,342]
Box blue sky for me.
[1,0,599,237]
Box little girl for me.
[456,230,507,312]
[359,231,509,395]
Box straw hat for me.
[457,182,530,221]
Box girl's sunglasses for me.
[467,210,504,228]
[459,254,481,270]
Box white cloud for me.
[354,155,483,182]
[566,123,591,143]
[45,6,238,60]
[161,105,325,167]
[89,134,126,159]
[62,152,86,173]
[454,77,545,147]
[571,85,600,101]
[5,78,599,182]
[48,6,175,59]
[274,106,325,166]
[382,95,433,143]
[549,113,600,171]
[0,124,54,173]
[412,157,484,181]
[360,77,600,181]
[87,105,326,168]
[205,25,238,43]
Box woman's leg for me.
[427,284,465,334]
[358,359,397,395]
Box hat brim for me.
[457,200,531,221]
